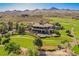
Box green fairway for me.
[49,17,79,39]
[10,35,35,49]
[0,17,79,56]
[43,35,72,46]
[0,34,36,56]
[0,46,8,56]
[0,33,72,56]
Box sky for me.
[0,3,79,11]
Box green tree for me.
[66,30,74,37]
[52,30,61,37]
[0,23,8,34]
[34,49,39,56]
[2,37,10,45]
[2,32,11,44]
[18,23,26,35]
[5,32,10,38]
[66,30,71,34]
[0,25,2,33]
[15,23,19,31]
[8,21,13,31]
[28,49,39,56]
[54,22,61,26]
[4,42,20,55]
[53,22,64,30]
[33,37,43,50]
[28,49,34,56]
[0,35,2,44]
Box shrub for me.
[28,49,34,56]
[4,32,10,38]
[4,42,20,55]
[33,37,43,49]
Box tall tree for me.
[0,35,2,45]
[15,23,19,31]
[0,23,8,34]
[5,32,10,38]
[4,42,20,55]
[33,37,43,50]
[2,37,10,45]
[18,23,26,35]
[8,21,13,31]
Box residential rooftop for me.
[32,23,53,27]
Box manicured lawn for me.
[0,46,8,56]
[0,17,79,56]
[0,31,72,56]
[42,36,72,46]
[10,35,35,49]
[0,33,72,56]
[49,17,79,40]
[0,34,36,56]
[10,34,72,48]
[72,45,79,55]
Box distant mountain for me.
[49,7,59,10]
[24,9,29,11]
[49,7,74,11]
[1,7,79,13]
[0,7,79,23]
[61,9,71,11]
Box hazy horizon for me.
[0,3,79,12]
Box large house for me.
[31,22,54,37]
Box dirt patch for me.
[20,47,28,56]
[39,45,73,56]
[45,49,71,56]
[41,45,58,51]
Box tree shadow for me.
[39,50,47,56]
